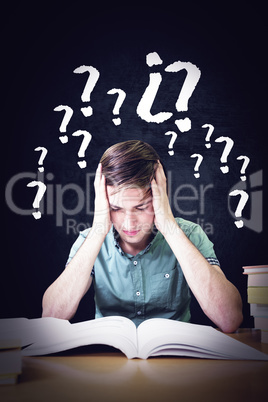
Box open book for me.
[1,316,268,360]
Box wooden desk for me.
[1,329,268,402]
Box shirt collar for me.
[110,225,159,257]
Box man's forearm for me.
[163,219,243,332]
[42,227,106,320]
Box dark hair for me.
[100,140,167,198]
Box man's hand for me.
[92,163,112,236]
[151,161,176,235]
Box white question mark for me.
[146,51,163,66]
[202,123,215,148]
[34,147,48,172]
[136,71,172,123]
[136,52,171,124]
[174,118,191,133]
[229,189,249,228]
[107,88,126,125]
[165,60,201,132]
[190,153,203,178]
[72,130,92,169]
[215,136,234,174]
[27,180,47,220]
[237,155,250,181]
[165,131,178,156]
[136,52,201,131]
[53,105,74,143]
[73,65,100,117]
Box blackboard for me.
[2,4,267,327]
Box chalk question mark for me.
[107,88,126,125]
[72,130,92,169]
[202,124,214,148]
[190,153,203,178]
[229,189,249,228]
[146,51,163,66]
[34,147,48,172]
[136,52,201,131]
[165,60,201,133]
[237,155,250,181]
[215,136,234,174]
[73,65,100,117]
[165,131,178,156]
[27,180,47,220]
[136,52,171,124]
[53,105,74,143]
[136,71,172,123]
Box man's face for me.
[107,186,155,251]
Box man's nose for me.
[123,211,137,228]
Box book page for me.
[137,318,268,360]
[72,316,138,358]
[137,319,216,359]
[0,317,68,347]
[22,316,138,359]
[18,317,73,351]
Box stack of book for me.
[0,339,21,384]
[243,265,268,343]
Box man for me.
[42,140,243,332]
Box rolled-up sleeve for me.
[65,228,95,275]
[180,220,220,267]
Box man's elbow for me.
[42,305,75,320]
[41,301,60,319]
[219,310,243,333]
[42,294,76,320]
[42,303,58,318]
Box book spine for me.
[250,304,268,316]
[243,265,268,270]
[244,267,268,343]
[247,274,268,287]
[261,330,268,343]
[254,317,268,330]
[247,287,268,304]
[243,268,268,274]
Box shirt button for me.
[164,273,170,278]
[137,311,142,315]
[136,291,141,296]
[133,261,138,266]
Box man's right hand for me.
[92,163,112,236]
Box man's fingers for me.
[94,163,102,186]
[94,163,106,193]
[151,178,159,195]
[151,179,161,211]
[155,162,166,184]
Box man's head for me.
[99,140,166,252]
[100,140,165,198]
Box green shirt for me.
[66,217,220,326]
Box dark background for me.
[2,3,267,327]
